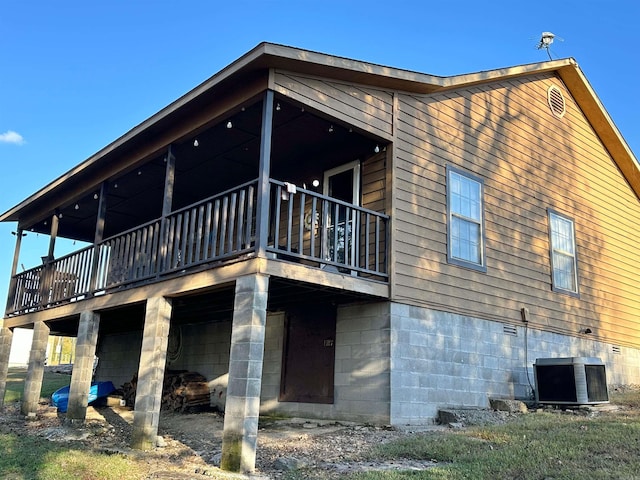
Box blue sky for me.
[0,0,638,314]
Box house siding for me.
[391,72,640,349]
[362,151,387,213]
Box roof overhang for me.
[2,43,638,225]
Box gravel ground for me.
[0,401,517,479]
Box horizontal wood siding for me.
[362,152,387,212]
[274,71,394,138]
[361,152,387,273]
[392,72,640,348]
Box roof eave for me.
[2,45,638,223]
[0,43,276,224]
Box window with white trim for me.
[548,209,579,295]
[447,166,486,272]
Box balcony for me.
[6,178,388,316]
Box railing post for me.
[321,199,330,261]
[255,90,274,257]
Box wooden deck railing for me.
[6,178,387,315]
[268,180,388,278]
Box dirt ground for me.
[0,399,462,479]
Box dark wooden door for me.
[279,304,336,403]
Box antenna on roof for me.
[537,31,563,60]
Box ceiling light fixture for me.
[276,103,281,111]
[328,125,334,133]
[226,121,233,129]
[193,139,199,147]
[374,145,380,153]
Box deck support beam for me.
[0,323,14,407]
[220,273,269,473]
[131,296,172,450]
[66,311,100,422]
[21,320,49,416]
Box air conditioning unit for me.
[534,357,609,405]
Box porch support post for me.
[220,273,269,473]
[90,182,107,292]
[0,323,14,407]
[21,320,49,416]
[162,145,176,216]
[131,296,172,450]
[9,229,23,277]
[255,90,274,257]
[47,213,59,261]
[158,145,176,275]
[40,213,59,306]
[6,228,25,313]
[66,311,100,422]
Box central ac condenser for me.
[534,357,609,405]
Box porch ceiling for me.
[23,96,381,243]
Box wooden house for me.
[1,43,639,472]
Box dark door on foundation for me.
[279,304,336,403]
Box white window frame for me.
[446,165,486,272]
[548,209,580,296]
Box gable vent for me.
[547,85,566,118]
[612,345,621,355]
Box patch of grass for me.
[0,432,146,480]
[351,402,640,480]
[3,367,71,404]
[610,388,640,409]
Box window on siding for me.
[548,209,579,295]
[447,166,486,272]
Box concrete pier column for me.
[66,311,100,422]
[21,320,50,416]
[131,296,172,450]
[0,324,14,407]
[221,273,269,473]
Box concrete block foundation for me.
[0,325,13,407]
[21,321,49,416]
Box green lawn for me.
[0,433,146,480]
[1,368,148,480]
[285,390,640,480]
[3,369,640,479]
[3,367,71,403]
